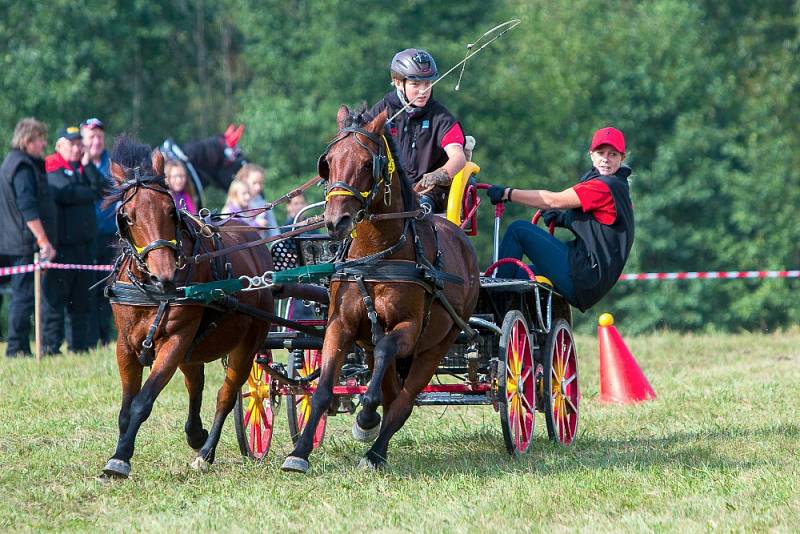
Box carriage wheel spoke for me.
[562,373,577,388]
[561,346,572,375]
[565,396,579,416]
[519,409,529,445]
[520,366,533,384]
[520,392,535,415]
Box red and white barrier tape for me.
[619,270,800,281]
[0,262,114,276]
[2,262,799,282]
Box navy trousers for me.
[496,220,577,304]
[1,254,35,356]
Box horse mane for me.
[103,135,161,207]
[182,134,225,172]
[344,108,417,211]
[111,134,156,173]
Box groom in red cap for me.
[486,126,634,312]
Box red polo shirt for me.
[573,179,616,225]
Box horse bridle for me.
[319,126,396,221]
[116,168,185,275]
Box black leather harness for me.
[321,124,476,347]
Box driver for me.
[486,127,635,312]
[365,48,466,213]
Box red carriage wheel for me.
[498,310,536,456]
[543,319,579,445]
[286,349,326,448]
[233,357,275,460]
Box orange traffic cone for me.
[598,313,656,404]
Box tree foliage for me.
[1,0,797,332]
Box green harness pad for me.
[183,278,245,303]
[271,263,337,284]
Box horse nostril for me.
[336,215,352,234]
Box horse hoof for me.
[190,456,211,472]
[357,456,385,471]
[281,456,309,473]
[102,459,131,479]
[352,420,380,443]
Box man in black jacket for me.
[0,118,57,357]
[41,126,104,354]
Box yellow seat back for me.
[446,161,481,225]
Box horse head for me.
[321,106,391,239]
[180,123,248,190]
[110,137,182,292]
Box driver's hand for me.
[486,185,508,205]
[541,209,563,227]
[414,168,450,195]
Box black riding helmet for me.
[390,48,439,81]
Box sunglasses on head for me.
[81,117,104,129]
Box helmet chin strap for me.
[397,83,429,117]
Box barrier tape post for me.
[34,253,41,363]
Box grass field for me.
[1,330,798,532]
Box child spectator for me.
[284,193,310,227]
[164,160,197,214]
[234,163,278,236]
[222,179,253,223]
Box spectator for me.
[234,163,278,236]
[164,159,197,214]
[0,118,57,357]
[284,193,309,227]
[222,179,253,222]
[81,117,115,346]
[41,126,104,354]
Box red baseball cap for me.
[590,126,625,154]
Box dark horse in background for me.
[101,135,273,479]
[161,124,248,206]
[282,107,480,472]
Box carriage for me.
[231,167,580,460]
[100,119,580,479]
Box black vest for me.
[366,91,461,183]
[0,149,56,256]
[564,167,634,311]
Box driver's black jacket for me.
[365,91,462,184]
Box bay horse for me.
[282,107,480,472]
[100,136,273,479]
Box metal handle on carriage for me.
[475,183,504,264]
